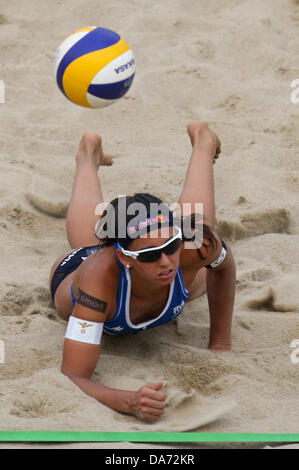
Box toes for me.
[102,153,114,166]
[213,152,220,165]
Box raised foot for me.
[187,120,221,163]
[76,132,113,167]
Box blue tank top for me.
[102,245,189,335]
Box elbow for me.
[222,247,236,277]
[61,364,92,382]
[226,246,236,279]
[61,366,74,381]
[61,365,79,382]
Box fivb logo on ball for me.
[55,26,136,108]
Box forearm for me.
[65,373,135,415]
[206,253,236,350]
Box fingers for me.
[140,396,166,410]
[140,411,164,421]
[137,403,165,421]
[143,382,166,401]
[146,381,164,392]
[136,382,167,422]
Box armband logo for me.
[76,287,108,313]
[214,250,225,266]
[78,322,93,334]
[65,316,103,345]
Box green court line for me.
[0,432,298,442]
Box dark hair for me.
[96,193,219,259]
[96,193,171,249]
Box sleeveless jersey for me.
[102,245,189,335]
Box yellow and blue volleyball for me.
[54,26,135,108]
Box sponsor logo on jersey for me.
[60,248,82,266]
[109,326,125,332]
[173,300,185,317]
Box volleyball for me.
[54,26,136,108]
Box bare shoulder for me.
[77,245,119,278]
[72,245,119,322]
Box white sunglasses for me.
[117,226,182,263]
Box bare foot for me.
[76,132,113,168]
[187,121,221,164]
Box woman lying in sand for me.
[49,120,236,422]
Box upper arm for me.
[72,265,114,322]
[61,265,116,379]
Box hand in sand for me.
[132,381,167,422]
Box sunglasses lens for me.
[164,238,182,255]
[137,238,181,263]
[137,251,161,263]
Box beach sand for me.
[0,0,298,447]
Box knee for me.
[53,280,73,322]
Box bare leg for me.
[179,121,221,298]
[66,132,113,249]
[48,248,77,319]
[178,121,221,229]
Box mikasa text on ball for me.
[54,26,136,108]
